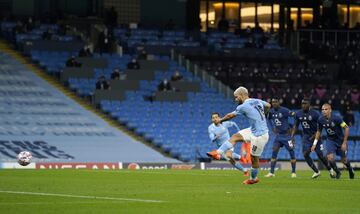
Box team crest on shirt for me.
[279,113,283,118]
[308,116,312,120]
[299,117,303,120]
[331,122,335,127]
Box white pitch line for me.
[0,201,126,205]
[0,190,164,203]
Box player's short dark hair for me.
[211,112,220,117]
[271,97,280,101]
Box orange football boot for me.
[242,178,260,185]
[206,150,221,160]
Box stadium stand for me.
[1,16,360,163]
[0,50,179,163]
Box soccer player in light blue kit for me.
[265,98,297,178]
[207,86,271,185]
[312,103,355,179]
[208,112,248,176]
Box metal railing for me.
[294,29,360,53]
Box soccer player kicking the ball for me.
[208,112,249,176]
[207,86,271,185]
[312,103,355,179]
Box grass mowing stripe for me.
[0,190,165,203]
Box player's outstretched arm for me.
[219,112,236,123]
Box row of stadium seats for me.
[205,31,281,50]
[114,28,199,48]
[113,27,281,50]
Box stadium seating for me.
[2,21,360,163]
[93,57,360,162]
[113,28,200,51]
[0,51,178,163]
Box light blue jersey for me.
[234,98,269,137]
[208,121,239,147]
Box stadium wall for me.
[11,0,90,16]
[140,0,186,28]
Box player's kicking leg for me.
[207,132,245,160]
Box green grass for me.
[0,169,359,214]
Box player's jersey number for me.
[302,121,310,129]
[326,128,336,135]
[274,118,282,126]
[252,145,258,152]
[254,105,265,120]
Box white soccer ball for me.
[17,151,32,166]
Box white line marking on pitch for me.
[0,201,126,205]
[0,190,164,203]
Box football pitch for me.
[0,169,359,214]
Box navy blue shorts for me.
[302,138,324,154]
[273,136,294,151]
[325,140,346,158]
